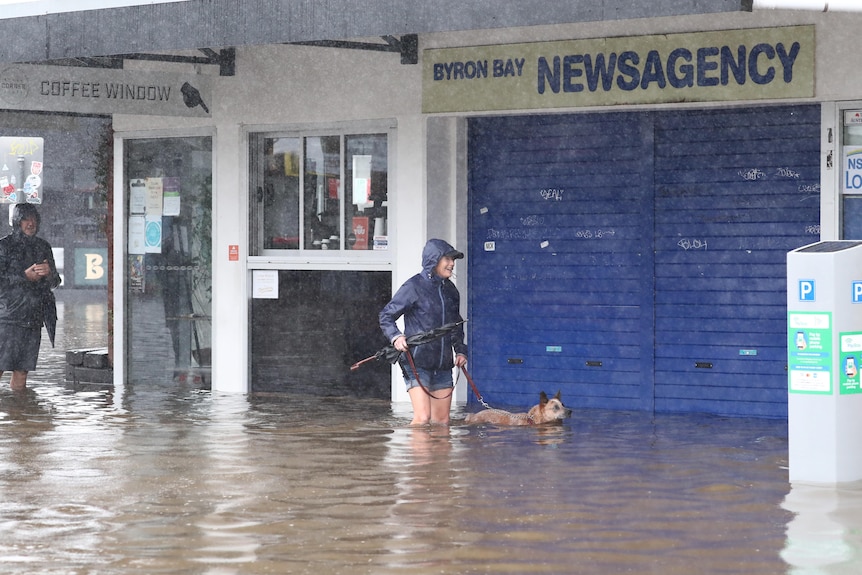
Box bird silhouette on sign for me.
[181,82,209,114]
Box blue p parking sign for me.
[853,281,862,304]
[799,279,815,302]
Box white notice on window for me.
[128,215,146,254]
[162,176,181,216]
[352,155,372,206]
[146,177,163,215]
[129,179,146,214]
[252,270,279,299]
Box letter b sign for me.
[75,248,108,286]
[85,253,104,280]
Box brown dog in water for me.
[464,391,572,426]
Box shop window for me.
[250,130,389,255]
[843,115,862,239]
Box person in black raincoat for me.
[379,238,468,425]
[0,204,61,391]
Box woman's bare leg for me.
[407,386,432,425]
[10,370,28,391]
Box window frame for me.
[248,122,395,266]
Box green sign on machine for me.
[839,331,862,395]
[787,311,833,395]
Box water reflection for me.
[2,290,862,573]
[384,425,465,566]
[783,482,862,574]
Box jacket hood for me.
[421,239,463,278]
[12,203,40,228]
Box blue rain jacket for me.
[379,239,467,371]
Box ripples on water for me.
[0,292,860,574]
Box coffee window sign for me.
[0,136,44,204]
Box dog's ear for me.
[553,390,562,400]
[539,391,549,405]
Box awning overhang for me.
[0,0,751,64]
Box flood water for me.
[1,291,861,574]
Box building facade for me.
[2,2,859,417]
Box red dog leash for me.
[404,348,454,400]
[403,350,488,407]
[458,365,490,409]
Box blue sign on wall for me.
[799,279,815,302]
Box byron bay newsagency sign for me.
[0,64,211,117]
[422,26,815,113]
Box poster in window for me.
[129,255,145,293]
[128,215,146,254]
[352,155,372,206]
[146,177,163,215]
[129,179,147,214]
[352,216,369,250]
[284,152,300,176]
[0,136,44,204]
[162,176,181,216]
[144,215,162,253]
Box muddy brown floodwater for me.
[0,290,861,574]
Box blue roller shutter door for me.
[653,106,820,416]
[467,105,819,417]
[467,113,656,411]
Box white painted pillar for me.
[211,123,249,393]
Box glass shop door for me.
[123,136,212,384]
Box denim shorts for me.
[402,366,454,392]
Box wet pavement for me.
[0,290,861,574]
